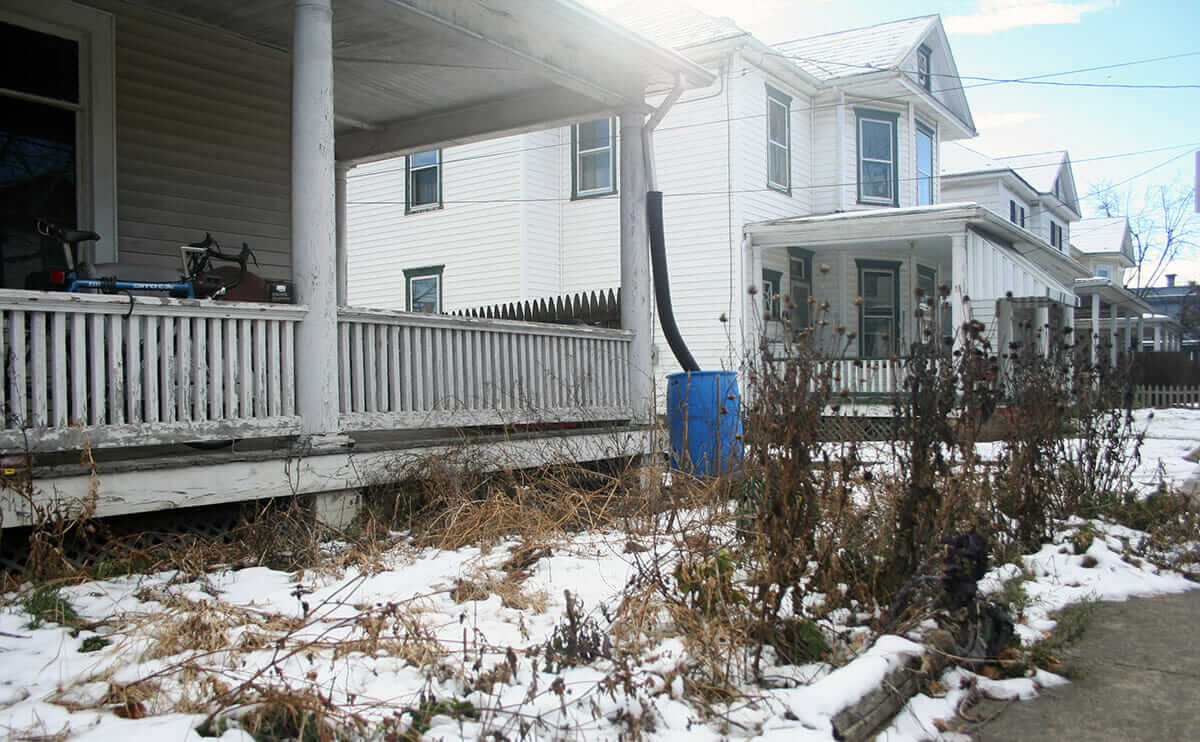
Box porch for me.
[1,0,711,527]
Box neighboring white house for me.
[346,3,1095,391]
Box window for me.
[1010,200,1018,224]
[788,248,813,331]
[915,121,934,206]
[1097,263,1112,279]
[571,118,616,198]
[857,259,900,357]
[917,45,932,91]
[1020,206,1026,228]
[856,109,899,206]
[0,7,116,283]
[766,85,791,194]
[762,268,782,320]
[405,150,441,212]
[1050,221,1064,249]
[404,265,443,313]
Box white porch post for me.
[1109,305,1119,367]
[336,162,349,307]
[950,232,967,354]
[1035,304,1050,358]
[292,0,341,439]
[619,112,653,422]
[997,297,1013,388]
[1090,294,1100,367]
[1125,314,1134,352]
[1154,324,1163,351]
[1137,315,1146,354]
[1061,303,1074,355]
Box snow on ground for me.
[2,411,1198,741]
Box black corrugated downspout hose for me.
[647,190,700,372]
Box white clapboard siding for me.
[105,1,292,277]
[337,308,633,431]
[0,291,304,452]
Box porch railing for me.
[337,308,632,431]
[1,291,305,451]
[816,358,907,397]
[1132,385,1200,409]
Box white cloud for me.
[974,111,1044,129]
[945,0,1113,35]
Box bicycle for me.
[35,219,257,299]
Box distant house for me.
[349,4,1103,398]
[1138,275,1195,356]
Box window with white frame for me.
[856,109,899,206]
[406,150,441,212]
[857,259,900,357]
[789,248,812,331]
[0,7,116,283]
[766,85,791,193]
[915,121,934,206]
[572,119,616,198]
[404,265,443,313]
[1050,221,1064,249]
[1097,263,1111,279]
[762,268,782,320]
[917,44,932,91]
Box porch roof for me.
[125,0,712,164]
[1074,277,1154,315]
[745,202,1091,288]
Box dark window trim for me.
[762,267,783,320]
[570,118,618,200]
[855,108,900,207]
[1010,200,1018,223]
[404,150,443,214]
[917,44,932,91]
[403,264,445,313]
[856,258,902,357]
[766,83,792,195]
[1020,206,1026,228]
[915,120,935,206]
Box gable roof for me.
[603,0,748,51]
[941,147,1080,216]
[771,15,937,82]
[1072,217,1131,255]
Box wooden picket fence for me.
[1132,385,1200,409]
[454,289,620,329]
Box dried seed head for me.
[854,296,865,306]
[748,284,759,296]
[820,263,831,274]
[719,313,728,323]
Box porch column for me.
[336,162,349,307]
[1154,324,1163,352]
[619,112,653,422]
[1137,315,1146,354]
[997,297,1014,386]
[292,0,341,439]
[1109,305,1119,367]
[1090,294,1100,367]
[1125,314,1134,352]
[950,232,967,354]
[1061,303,1074,355]
[1035,305,1050,358]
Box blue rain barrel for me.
[666,370,742,477]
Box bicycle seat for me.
[60,229,100,245]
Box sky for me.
[584,0,1200,284]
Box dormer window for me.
[917,45,932,91]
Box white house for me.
[348,3,1097,397]
[0,0,710,527]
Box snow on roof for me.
[1072,217,1129,255]
[940,146,1068,194]
[771,15,936,81]
[602,0,748,51]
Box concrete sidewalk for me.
[974,589,1200,741]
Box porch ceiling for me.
[126,0,711,163]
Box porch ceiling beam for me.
[336,85,628,164]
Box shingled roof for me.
[603,0,748,51]
[771,15,937,81]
